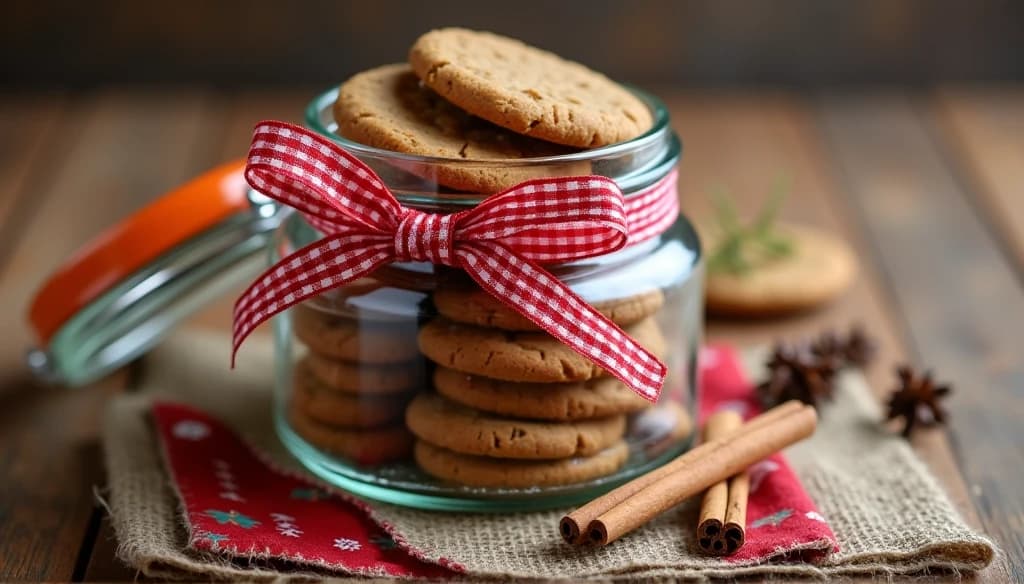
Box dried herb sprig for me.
[706,182,795,276]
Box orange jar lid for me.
[26,160,285,386]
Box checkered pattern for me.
[233,121,679,400]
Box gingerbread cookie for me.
[289,407,413,465]
[304,353,423,395]
[405,393,625,459]
[409,28,653,147]
[432,366,650,421]
[414,440,629,488]
[293,304,420,363]
[333,64,582,193]
[293,360,411,428]
[703,224,857,316]
[417,316,665,383]
[432,283,663,330]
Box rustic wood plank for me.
[934,87,1024,270]
[82,517,138,582]
[0,90,219,580]
[0,95,65,261]
[669,92,998,582]
[817,93,1020,582]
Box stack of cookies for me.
[407,280,668,487]
[288,302,425,465]
[304,28,679,485]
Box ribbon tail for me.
[231,234,393,366]
[457,242,666,401]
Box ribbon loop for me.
[233,121,678,401]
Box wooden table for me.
[0,88,1020,582]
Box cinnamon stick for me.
[696,411,747,555]
[587,404,816,546]
[559,400,804,544]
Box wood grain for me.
[0,95,64,260]
[817,93,1020,582]
[934,88,1024,270]
[0,89,1019,581]
[0,90,219,580]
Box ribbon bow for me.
[233,121,669,400]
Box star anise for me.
[810,325,877,369]
[843,325,877,367]
[758,342,840,408]
[885,365,952,438]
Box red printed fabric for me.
[232,121,679,401]
[152,344,836,577]
[152,403,460,578]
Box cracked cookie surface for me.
[414,440,629,487]
[432,365,650,421]
[332,63,580,193]
[405,392,626,459]
[433,282,663,330]
[409,28,653,147]
[417,316,665,383]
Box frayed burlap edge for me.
[101,331,997,580]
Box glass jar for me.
[271,87,702,511]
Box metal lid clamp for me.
[26,161,286,387]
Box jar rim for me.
[303,84,672,167]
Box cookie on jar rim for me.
[405,392,626,460]
[333,63,586,194]
[409,28,653,147]
[414,440,629,488]
[417,316,666,384]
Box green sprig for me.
[706,180,795,276]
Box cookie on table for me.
[409,28,653,147]
[432,366,650,421]
[333,64,584,193]
[303,353,423,395]
[417,316,665,383]
[405,392,626,459]
[703,224,857,316]
[293,359,411,428]
[292,304,420,364]
[288,407,413,465]
[414,440,629,488]
[432,282,664,330]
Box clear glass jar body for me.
[271,88,703,511]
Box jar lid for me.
[26,160,286,386]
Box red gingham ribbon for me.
[233,121,679,400]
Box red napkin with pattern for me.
[152,344,837,577]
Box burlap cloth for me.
[102,330,996,580]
